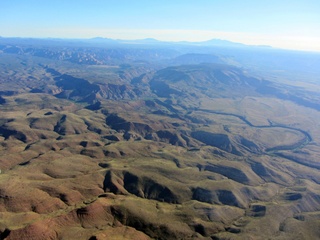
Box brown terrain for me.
[0,39,320,239]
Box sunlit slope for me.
[0,91,319,239]
[0,49,320,239]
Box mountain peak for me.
[199,38,272,48]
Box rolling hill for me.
[0,38,320,239]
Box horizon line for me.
[1,35,320,53]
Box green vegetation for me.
[0,39,320,239]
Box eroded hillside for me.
[0,42,320,239]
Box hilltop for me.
[0,38,320,239]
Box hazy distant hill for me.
[0,37,320,240]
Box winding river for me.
[196,109,312,154]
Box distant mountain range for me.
[1,35,320,240]
[89,37,272,48]
[0,36,271,49]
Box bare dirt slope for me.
[0,47,320,239]
[0,92,320,240]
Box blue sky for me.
[1,0,320,51]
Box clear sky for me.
[1,0,320,51]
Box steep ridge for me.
[146,63,320,112]
[51,71,154,103]
[149,63,262,99]
[1,47,320,239]
[0,94,320,239]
